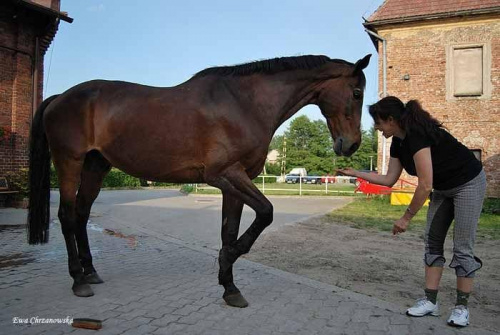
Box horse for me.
[28,54,371,308]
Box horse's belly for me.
[99,145,205,183]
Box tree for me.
[269,117,378,175]
[334,127,378,171]
[283,116,335,175]
[269,134,284,151]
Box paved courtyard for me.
[0,190,497,335]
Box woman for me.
[338,96,486,328]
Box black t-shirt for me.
[390,128,482,190]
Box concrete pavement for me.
[0,190,497,335]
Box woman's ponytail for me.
[401,99,443,143]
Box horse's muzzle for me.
[334,138,359,157]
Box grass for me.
[195,182,357,196]
[327,196,500,240]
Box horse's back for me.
[43,78,268,182]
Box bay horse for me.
[28,54,371,307]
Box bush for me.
[101,169,141,188]
[483,198,500,215]
[50,166,142,188]
[180,184,194,194]
[5,168,28,199]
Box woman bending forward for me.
[339,96,486,328]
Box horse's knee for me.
[75,200,93,219]
[259,203,273,227]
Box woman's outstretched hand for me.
[336,168,357,177]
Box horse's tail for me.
[27,95,59,245]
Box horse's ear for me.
[353,54,371,74]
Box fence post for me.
[262,175,265,194]
[325,177,328,194]
[299,176,302,196]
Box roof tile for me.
[368,0,500,22]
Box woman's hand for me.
[336,168,357,177]
[392,216,410,235]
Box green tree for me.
[283,116,335,175]
[269,134,284,151]
[334,127,378,171]
[269,118,378,175]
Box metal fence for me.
[194,175,357,196]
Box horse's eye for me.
[353,88,362,99]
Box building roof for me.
[365,0,500,26]
[10,0,73,22]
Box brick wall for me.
[0,4,49,179]
[374,15,500,197]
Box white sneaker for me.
[447,305,469,327]
[406,297,440,317]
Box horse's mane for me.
[193,55,352,78]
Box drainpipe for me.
[364,29,388,174]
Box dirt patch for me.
[244,215,500,331]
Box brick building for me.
[364,0,500,197]
[0,0,71,180]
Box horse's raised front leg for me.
[75,151,111,284]
[219,193,245,307]
[209,164,273,307]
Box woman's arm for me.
[406,147,433,217]
[337,157,403,187]
[393,147,433,234]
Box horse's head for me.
[316,54,371,157]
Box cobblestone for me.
[1,211,498,335]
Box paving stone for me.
[0,214,496,335]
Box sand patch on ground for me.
[245,216,500,331]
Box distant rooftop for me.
[365,0,500,26]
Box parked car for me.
[303,175,322,185]
[285,168,322,184]
[321,175,336,184]
[285,173,302,184]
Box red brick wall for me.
[0,4,47,178]
[374,15,500,197]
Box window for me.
[447,44,491,100]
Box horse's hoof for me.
[72,283,94,297]
[223,292,248,308]
[85,272,104,284]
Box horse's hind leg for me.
[53,154,93,297]
[219,193,245,307]
[75,151,111,284]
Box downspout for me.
[364,29,388,174]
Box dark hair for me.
[369,96,443,142]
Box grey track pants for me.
[424,169,487,278]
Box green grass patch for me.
[327,196,500,240]
[194,182,357,196]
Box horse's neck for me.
[240,74,320,135]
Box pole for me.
[365,29,388,174]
